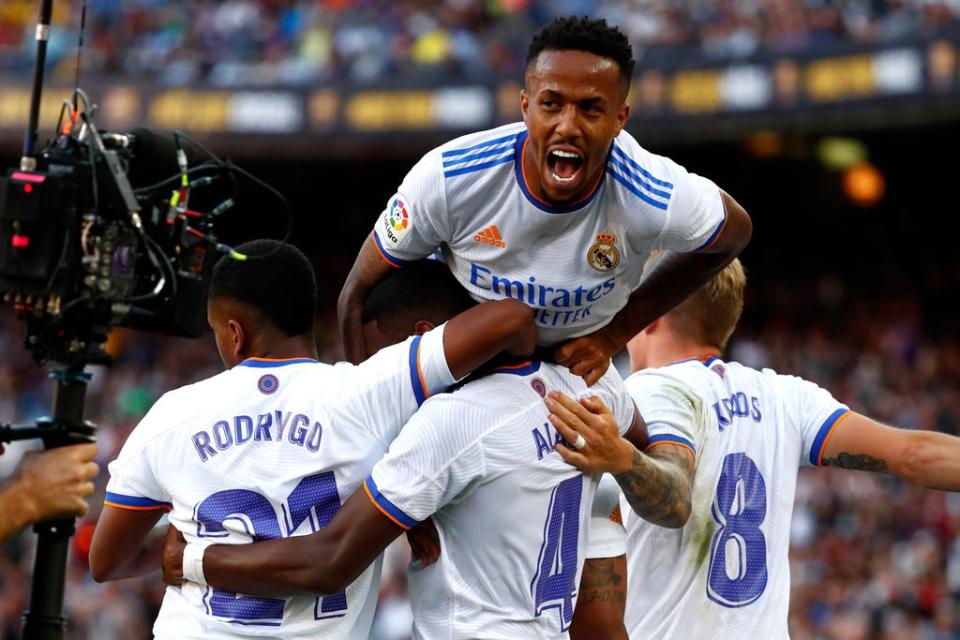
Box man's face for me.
[521,49,630,204]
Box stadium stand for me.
[0,0,958,84]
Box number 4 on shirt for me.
[531,475,583,631]
[195,472,347,624]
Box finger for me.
[76,480,95,498]
[553,443,590,469]
[80,461,100,480]
[546,395,597,441]
[552,339,583,365]
[549,392,602,440]
[75,498,90,518]
[585,359,610,385]
[69,443,99,462]
[583,366,603,386]
[547,413,582,446]
[580,395,613,416]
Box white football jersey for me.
[621,358,850,639]
[104,326,455,640]
[371,123,726,345]
[365,361,636,639]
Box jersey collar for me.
[666,355,721,368]
[513,130,605,214]
[237,357,318,368]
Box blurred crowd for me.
[0,263,958,639]
[0,0,959,86]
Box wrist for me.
[182,542,208,585]
[6,481,38,528]
[611,438,638,474]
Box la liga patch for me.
[381,194,411,247]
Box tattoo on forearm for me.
[821,452,888,473]
[577,559,626,607]
[613,448,692,529]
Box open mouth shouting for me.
[544,146,586,196]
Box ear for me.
[520,89,529,124]
[614,100,630,136]
[227,318,247,360]
[643,317,660,335]
[413,320,436,336]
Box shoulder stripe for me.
[363,477,417,530]
[809,408,853,466]
[611,145,674,188]
[104,492,172,512]
[606,167,670,210]
[608,156,673,201]
[645,434,697,455]
[441,132,520,158]
[444,153,515,178]
[442,143,515,168]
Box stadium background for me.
[1,0,959,638]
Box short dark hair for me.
[361,260,474,334]
[208,239,317,336]
[526,16,635,87]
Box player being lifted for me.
[338,16,752,385]
[161,265,653,639]
[546,258,960,639]
[89,243,537,639]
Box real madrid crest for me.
[587,231,620,272]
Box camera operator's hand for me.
[162,525,187,587]
[0,443,99,542]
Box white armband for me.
[182,542,208,586]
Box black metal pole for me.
[22,0,54,164]
[20,367,94,640]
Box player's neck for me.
[642,337,719,370]
[245,334,319,362]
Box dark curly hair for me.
[526,16,635,88]
[208,239,317,337]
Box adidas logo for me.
[473,225,506,248]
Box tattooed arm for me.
[570,555,629,640]
[821,413,960,491]
[546,392,695,528]
[613,444,695,529]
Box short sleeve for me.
[335,322,456,447]
[624,370,707,458]
[371,149,449,266]
[783,374,851,467]
[365,395,489,529]
[655,166,727,253]
[105,400,173,512]
[586,474,626,559]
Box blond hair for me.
[664,259,746,350]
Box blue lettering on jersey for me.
[470,262,615,327]
[191,411,324,462]
[713,393,762,432]
[532,422,566,460]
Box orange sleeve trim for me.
[103,501,172,512]
[362,481,412,531]
[644,440,697,461]
[372,235,404,269]
[817,410,854,466]
[416,340,430,401]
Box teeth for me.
[551,150,581,159]
[552,172,576,183]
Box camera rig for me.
[0,2,291,638]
